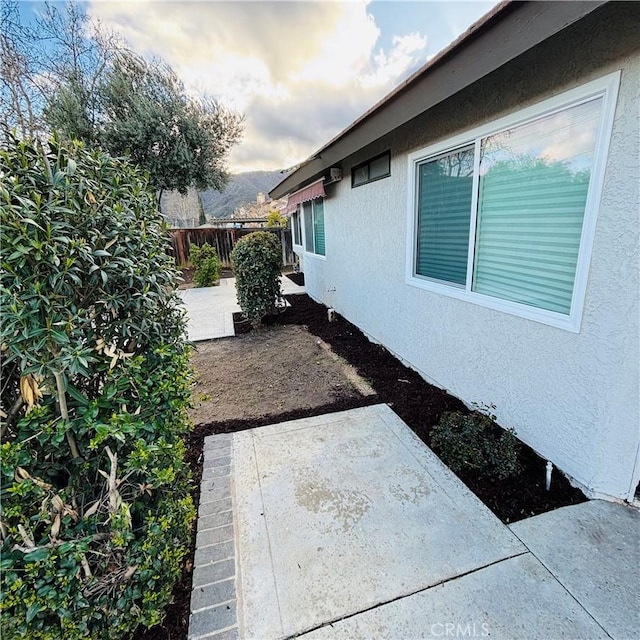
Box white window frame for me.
[292,209,302,248]
[302,198,327,260]
[405,72,620,333]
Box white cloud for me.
[360,32,427,89]
[291,2,380,87]
[87,1,431,173]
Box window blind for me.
[472,98,602,314]
[313,199,325,256]
[303,202,314,253]
[416,146,474,285]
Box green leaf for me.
[26,603,42,623]
[67,384,88,405]
[23,547,49,563]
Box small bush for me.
[430,405,521,480]
[189,242,221,287]
[231,231,283,326]
[265,210,287,228]
[0,135,194,639]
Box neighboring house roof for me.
[269,0,607,200]
[230,195,287,221]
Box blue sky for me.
[21,0,498,172]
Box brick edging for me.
[188,434,239,640]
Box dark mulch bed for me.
[135,292,586,640]
[285,271,305,286]
[232,311,251,335]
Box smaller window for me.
[303,198,325,256]
[352,151,391,187]
[292,210,302,245]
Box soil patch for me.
[135,292,586,640]
[189,324,375,424]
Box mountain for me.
[199,170,284,219]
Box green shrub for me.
[231,231,283,326]
[265,210,287,228]
[189,242,221,287]
[0,135,194,639]
[430,405,521,480]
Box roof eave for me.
[269,0,607,200]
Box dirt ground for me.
[189,325,374,424]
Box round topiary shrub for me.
[0,135,194,639]
[231,231,283,326]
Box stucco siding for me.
[297,20,639,500]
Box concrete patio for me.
[179,275,305,341]
[188,405,639,640]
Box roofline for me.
[270,0,607,200]
[310,0,512,161]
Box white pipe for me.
[545,461,553,491]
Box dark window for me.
[352,152,391,187]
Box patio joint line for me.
[251,432,286,634]
[283,550,531,640]
[508,531,615,639]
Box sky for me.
[23,0,499,174]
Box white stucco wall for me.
[295,19,639,500]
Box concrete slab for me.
[280,275,305,296]
[299,553,609,640]
[232,404,525,639]
[179,276,304,341]
[179,283,239,341]
[510,500,640,640]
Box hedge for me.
[0,135,194,638]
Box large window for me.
[407,73,619,331]
[302,198,325,256]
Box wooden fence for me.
[168,227,295,268]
